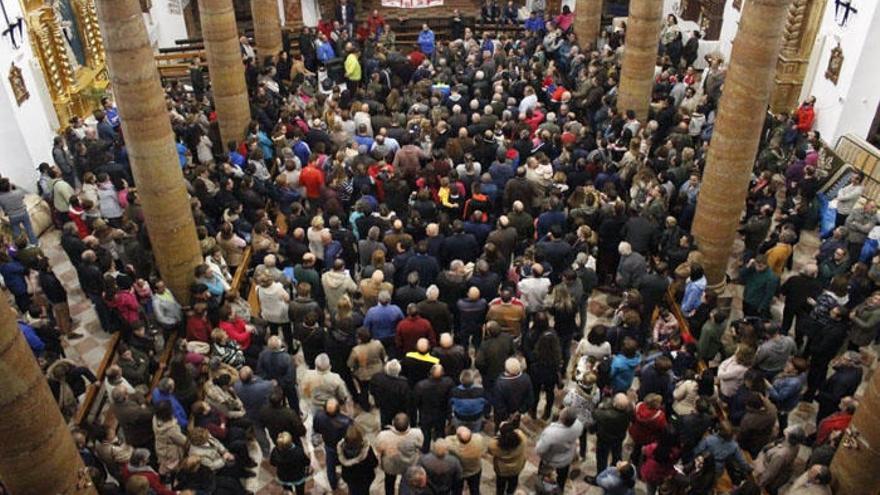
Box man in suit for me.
[336,0,355,37]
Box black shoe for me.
[66,331,84,340]
[584,475,597,485]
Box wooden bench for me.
[74,333,122,426]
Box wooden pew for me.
[74,333,122,426]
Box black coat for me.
[817,365,863,410]
[370,372,412,417]
[493,373,535,419]
[414,376,455,423]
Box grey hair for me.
[315,353,331,371]
[378,290,392,304]
[385,359,402,377]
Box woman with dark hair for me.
[524,314,563,420]
[488,415,529,495]
[549,283,578,368]
[640,430,682,495]
[338,424,378,495]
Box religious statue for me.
[47,0,86,71]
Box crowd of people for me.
[0,1,862,495]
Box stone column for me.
[96,0,202,304]
[691,0,792,287]
[574,0,602,51]
[831,367,880,492]
[616,0,663,122]
[252,0,283,62]
[0,297,97,495]
[199,0,251,147]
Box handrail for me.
[231,246,253,295]
[150,333,179,392]
[74,333,122,425]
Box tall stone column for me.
[252,0,283,62]
[616,0,663,122]
[96,0,202,304]
[0,297,97,495]
[831,366,880,492]
[691,0,792,287]
[199,0,251,147]
[574,0,602,51]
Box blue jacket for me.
[418,30,435,55]
[596,467,635,495]
[364,303,404,340]
[0,260,27,295]
[292,140,311,167]
[769,373,806,412]
[610,354,640,393]
[19,321,44,356]
[681,276,707,314]
[228,150,246,168]
[316,42,335,62]
[524,16,544,32]
[694,435,749,474]
[450,383,490,421]
[151,389,188,430]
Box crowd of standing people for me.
[0,2,863,495]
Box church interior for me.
[1,0,880,493]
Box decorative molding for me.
[27,7,75,101]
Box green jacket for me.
[740,266,779,311]
[698,319,725,362]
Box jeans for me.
[325,444,339,489]
[595,439,623,475]
[9,213,38,245]
[452,471,481,495]
[495,474,518,495]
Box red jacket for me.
[628,402,667,446]
[640,442,681,484]
[121,464,174,495]
[395,316,436,354]
[109,291,141,325]
[300,165,325,199]
[796,104,815,133]
[816,411,852,445]
[186,314,212,343]
[220,318,252,350]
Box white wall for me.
[804,0,880,144]
[0,0,59,192]
[146,0,190,48]
[716,0,742,61]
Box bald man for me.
[313,398,353,490]
[414,364,455,452]
[445,426,488,494]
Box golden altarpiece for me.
[21,0,107,126]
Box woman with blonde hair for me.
[307,215,328,261]
[549,283,578,367]
[188,427,231,472]
[270,431,311,495]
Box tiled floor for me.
[43,225,871,494]
[42,230,109,371]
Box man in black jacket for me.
[779,263,823,346]
[370,359,413,427]
[492,358,534,426]
[313,399,353,491]
[414,365,455,452]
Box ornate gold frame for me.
[22,0,107,127]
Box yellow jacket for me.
[344,53,361,82]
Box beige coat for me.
[347,340,387,382]
[153,417,187,474]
